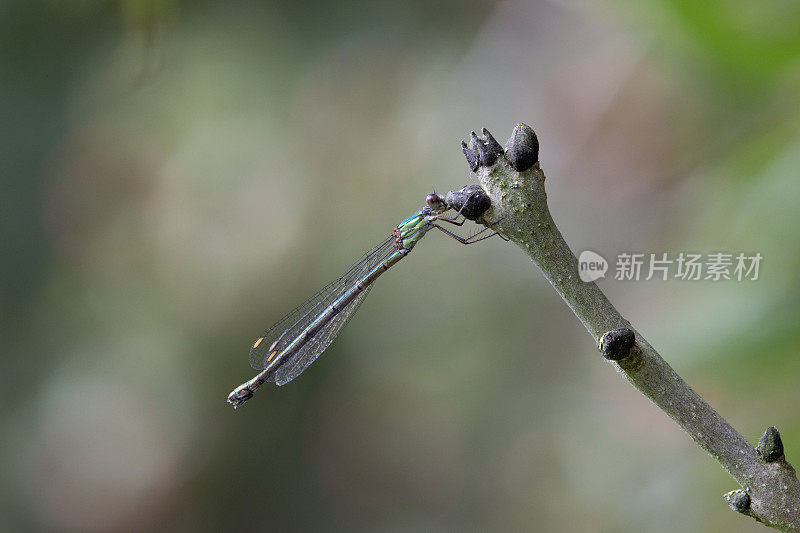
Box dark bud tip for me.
[598,328,636,361]
[469,131,481,152]
[445,184,491,221]
[461,140,479,171]
[757,426,784,462]
[723,489,750,513]
[475,133,498,167]
[481,127,504,158]
[504,123,539,172]
[465,129,501,168]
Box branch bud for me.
[723,489,750,513]
[446,184,491,221]
[468,130,497,167]
[757,426,784,462]
[461,140,479,171]
[482,128,504,160]
[504,123,539,172]
[598,328,636,361]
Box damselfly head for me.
[425,193,448,213]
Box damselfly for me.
[228,192,501,408]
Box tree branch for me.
[455,124,800,531]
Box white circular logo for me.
[578,250,608,282]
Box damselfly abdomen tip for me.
[227,385,254,409]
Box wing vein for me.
[247,235,396,371]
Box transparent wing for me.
[248,235,396,370]
[272,283,374,385]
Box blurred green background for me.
[3,0,799,531]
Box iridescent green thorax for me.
[393,209,431,250]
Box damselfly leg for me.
[432,223,500,245]
[432,213,508,244]
[434,189,509,243]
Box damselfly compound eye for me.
[426,193,446,211]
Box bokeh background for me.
[3,0,800,531]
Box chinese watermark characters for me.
[579,251,762,282]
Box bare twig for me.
[456,124,800,531]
